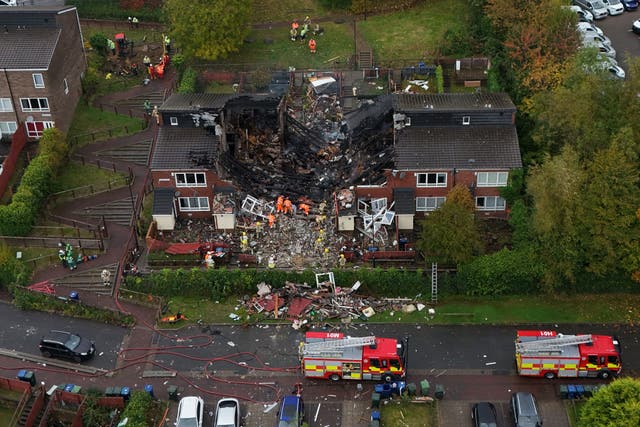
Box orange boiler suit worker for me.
[299,203,310,215]
[276,195,284,213]
[283,198,293,215]
[268,213,276,228]
[309,39,316,54]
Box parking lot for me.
[589,8,640,67]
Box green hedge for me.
[0,244,31,291]
[124,268,429,301]
[12,287,135,327]
[456,248,545,296]
[0,128,69,236]
[177,67,198,94]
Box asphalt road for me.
[0,301,129,370]
[151,323,640,376]
[591,8,640,67]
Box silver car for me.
[582,40,617,58]
[214,398,240,427]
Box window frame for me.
[33,73,45,89]
[0,121,18,136]
[174,172,207,188]
[416,172,447,188]
[170,116,178,126]
[20,98,49,112]
[462,115,471,125]
[416,196,446,212]
[475,196,506,211]
[178,196,210,212]
[476,171,509,187]
[0,98,13,112]
[25,121,54,138]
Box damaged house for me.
[351,92,522,232]
[150,93,236,230]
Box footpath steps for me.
[96,138,153,166]
[74,196,137,227]
[50,263,119,293]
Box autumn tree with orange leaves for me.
[484,0,580,108]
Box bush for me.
[0,128,69,236]
[120,391,155,427]
[0,244,31,291]
[124,268,429,300]
[89,33,109,56]
[457,248,544,296]
[177,67,198,94]
[435,65,444,94]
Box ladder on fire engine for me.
[516,334,593,353]
[301,336,377,355]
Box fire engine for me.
[515,330,622,379]
[299,332,408,382]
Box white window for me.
[476,196,506,211]
[26,121,54,138]
[33,73,45,88]
[178,197,209,212]
[416,172,447,188]
[0,121,18,136]
[0,98,13,112]
[416,196,446,212]
[170,117,178,126]
[462,116,470,125]
[20,98,49,112]
[63,78,69,95]
[477,172,508,187]
[174,172,206,187]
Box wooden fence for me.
[69,121,145,147]
[0,235,104,251]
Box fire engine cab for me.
[299,332,408,382]
[515,330,622,379]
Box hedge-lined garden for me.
[0,128,68,236]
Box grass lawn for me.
[565,400,585,427]
[67,103,145,147]
[380,399,438,427]
[50,161,127,197]
[0,405,16,425]
[251,0,323,24]
[155,293,640,326]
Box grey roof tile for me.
[393,93,516,112]
[395,126,522,170]
[151,127,219,170]
[0,28,59,69]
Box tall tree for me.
[417,189,482,266]
[163,0,251,61]
[579,378,640,427]
[577,138,640,277]
[527,148,584,289]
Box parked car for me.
[276,395,304,427]
[632,18,640,34]
[38,330,95,362]
[577,21,604,36]
[605,62,626,79]
[582,40,617,58]
[176,396,204,427]
[472,402,498,427]
[581,32,612,46]
[602,0,625,14]
[215,398,240,427]
[565,5,595,22]
[573,0,610,19]
[619,0,638,10]
[511,392,543,427]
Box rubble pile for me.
[243,280,427,326]
[219,84,395,203]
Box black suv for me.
[39,331,95,362]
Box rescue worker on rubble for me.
[255,221,262,238]
[240,232,249,252]
[283,198,293,215]
[276,195,284,213]
[299,203,310,215]
[268,213,276,228]
[338,253,346,268]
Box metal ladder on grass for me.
[431,263,438,304]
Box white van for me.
[602,0,625,15]
[574,0,610,19]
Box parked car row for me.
[573,0,637,19]
[571,3,629,79]
[175,394,304,427]
[472,392,543,427]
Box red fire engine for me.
[299,332,408,382]
[515,330,622,379]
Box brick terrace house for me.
[353,93,522,231]
[0,5,86,140]
[150,93,236,230]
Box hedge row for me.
[177,67,198,94]
[68,0,163,22]
[12,287,135,327]
[124,268,429,301]
[0,128,69,236]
